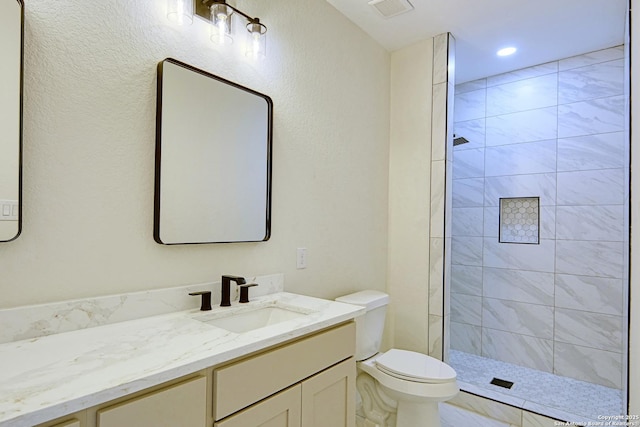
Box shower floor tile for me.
[449,350,624,423]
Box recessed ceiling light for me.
[497,47,517,57]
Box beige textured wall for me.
[0,0,390,308]
[387,39,434,353]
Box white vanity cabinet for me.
[215,358,355,427]
[32,322,355,427]
[213,322,356,427]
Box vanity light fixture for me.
[166,0,268,58]
[202,0,268,57]
[167,0,194,26]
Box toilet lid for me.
[375,349,457,384]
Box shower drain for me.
[490,377,514,389]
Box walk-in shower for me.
[446,43,630,422]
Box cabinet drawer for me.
[97,376,207,427]
[35,415,85,427]
[214,322,355,420]
[39,421,81,427]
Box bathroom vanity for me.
[0,291,363,427]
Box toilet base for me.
[396,400,440,427]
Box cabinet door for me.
[215,384,301,427]
[301,358,355,427]
[97,376,207,427]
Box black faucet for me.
[220,275,246,306]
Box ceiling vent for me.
[368,0,414,18]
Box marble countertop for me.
[0,292,364,427]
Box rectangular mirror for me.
[0,0,23,242]
[154,59,273,244]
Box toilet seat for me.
[375,349,456,384]
[358,351,459,401]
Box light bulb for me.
[245,21,266,59]
[217,16,227,43]
[252,33,261,55]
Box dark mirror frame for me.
[16,0,22,241]
[154,58,273,245]
[0,0,24,242]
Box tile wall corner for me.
[428,32,454,360]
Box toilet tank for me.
[335,290,389,361]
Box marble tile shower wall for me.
[450,46,627,390]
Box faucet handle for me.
[189,291,212,311]
[238,283,258,303]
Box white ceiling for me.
[326,0,628,83]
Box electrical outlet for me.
[0,200,18,221]
[296,248,307,269]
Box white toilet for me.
[336,290,458,427]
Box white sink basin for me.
[194,303,314,333]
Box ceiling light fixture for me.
[497,47,517,57]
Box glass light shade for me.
[167,0,193,26]
[245,21,267,59]
[210,2,234,45]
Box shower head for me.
[453,135,469,146]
